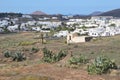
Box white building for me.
[32,27,41,31]
[7,25,19,32]
[54,30,69,37]
[67,33,92,43]
[88,27,105,37]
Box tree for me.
[61,22,67,27]
[10,21,14,26]
[18,24,21,31]
[82,25,87,31]
[110,23,116,27]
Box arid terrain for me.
[0,32,120,80]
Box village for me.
[0,15,120,43]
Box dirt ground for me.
[0,63,103,80]
[0,32,120,80]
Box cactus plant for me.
[87,55,117,74]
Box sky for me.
[0,0,120,15]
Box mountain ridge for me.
[31,11,47,15]
[98,8,120,17]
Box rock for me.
[110,69,120,76]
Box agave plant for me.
[87,55,117,74]
[3,50,12,58]
[11,52,26,61]
[42,48,67,63]
[68,55,88,65]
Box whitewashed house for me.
[41,26,51,32]
[84,24,98,28]
[27,21,36,26]
[54,30,69,37]
[52,17,58,19]
[103,27,115,36]
[20,23,29,31]
[0,20,9,27]
[22,14,32,18]
[7,25,19,32]
[115,27,120,35]
[88,27,105,37]
[32,27,41,31]
[37,21,61,28]
[72,29,88,35]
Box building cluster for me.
[0,15,120,40]
[0,16,62,32]
[66,16,120,37]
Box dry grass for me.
[0,32,120,80]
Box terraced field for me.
[0,32,120,80]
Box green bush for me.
[12,52,26,61]
[68,55,88,65]
[42,47,54,63]
[31,47,39,53]
[87,55,117,75]
[42,48,67,63]
[55,50,67,62]
[3,50,26,62]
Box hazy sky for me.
[0,0,120,14]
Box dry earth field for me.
[0,32,120,80]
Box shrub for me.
[42,48,67,63]
[3,50,12,58]
[30,47,39,53]
[11,52,26,61]
[87,55,117,75]
[68,55,88,65]
[3,50,26,62]
[68,56,79,65]
[42,47,54,63]
[55,50,67,62]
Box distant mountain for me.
[89,11,103,16]
[98,8,120,17]
[31,11,47,15]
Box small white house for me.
[41,26,51,32]
[22,14,32,18]
[88,27,105,37]
[7,25,19,32]
[101,27,115,36]
[54,30,69,37]
[20,23,29,31]
[72,29,88,35]
[32,27,41,31]
[0,20,9,27]
[27,21,36,26]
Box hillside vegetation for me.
[0,32,120,80]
